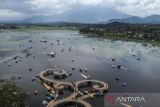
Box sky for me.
[0,0,160,21]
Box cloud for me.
[115,0,140,6]
[0,9,26,19]
[115,0,160,17]
[0,0,160,20]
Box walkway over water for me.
[36,68,108,107]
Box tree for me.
[0,80,29,107]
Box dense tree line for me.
[79,22,160,42]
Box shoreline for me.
[82,33,160,46]
[1,26,160,46]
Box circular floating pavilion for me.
[36,67,108,107]
[53,68,69,79]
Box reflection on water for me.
[0,30,160,107]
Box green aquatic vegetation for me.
[0,48,13,52]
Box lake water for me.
[0,29,160,107]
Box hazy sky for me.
[0,0,160,20]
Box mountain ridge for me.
[107,15,160,24]
[22,6,129,23]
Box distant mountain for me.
[23,6,129,23]
[144,15,160,23]
[107,15,160,24]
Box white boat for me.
[80,73,90,79]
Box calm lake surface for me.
[0,29,160,107]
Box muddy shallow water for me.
[0,29,160,107]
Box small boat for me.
[31,77,35,81]
[46,96,52,101]
[78,91,83,96]
[43,82,55,94]
[42,101,48,106]
[122,82,127,87]
[121,67,128,71]
[80,73,90,79]
[90,94,94,99]
[71,59,75,62]
[50,52,55,57]
[18,75,22,79]
[34,90,38,95]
